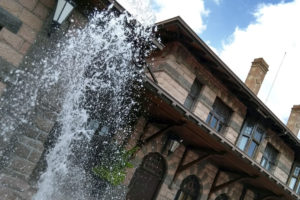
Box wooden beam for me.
[261,194,283,200]
[178,154,212,173]
[142,124,173,144]
[208,169,221,199]
[211,176,249,193]
[169,146,189,186]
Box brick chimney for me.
[287,105,300,137]
[245,58,269,95]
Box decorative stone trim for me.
[0,7,22,34]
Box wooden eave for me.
[144,76,300,200]
[155,16,300,155]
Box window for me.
[206,98,232,133]
[184,79,201,110]
[174,175,201,200]
[237,119,264,158]
[260,144,278,171]
[288,165,300,194]
[215,194,229,200]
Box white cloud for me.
[118,0,209,34]
[220,0,300,123]
[152,0,209,33]
[212,0,222,6]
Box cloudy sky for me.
[118,0,300,124]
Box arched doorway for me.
[126,152,166,200]
[174,175,201,200]
[215,193,229,200]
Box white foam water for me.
[32,3,156,200]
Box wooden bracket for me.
[137,124,173,147]
[169,148,222,186]
[208,169,257,198]
[261,194,283,200]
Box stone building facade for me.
[1,1,300,200]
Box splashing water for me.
[2,2,155,199]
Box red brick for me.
[33,2,49,19]
[40,0,56,8]
[19,8,43,31]
[18,24,37,43]
[19,41,32,55]
[0,0,23,17]
[0,28,24,50]
[18,0,38,11]
[0,41,23,66]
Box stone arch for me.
[174,175,202,200]
[215,193,229,200]
[126,152,166,200]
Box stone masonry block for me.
[40,0,56,8]
[34,114,54,133]
[9,157,35,176]
[0,41,23,66]
[27,149,42,163]
[19,41,31,55]
[0,187,19,200]
[0,174,30,192]
[0,81,6,96]
[18,23,37,43]
[19,135,44,152]
[0,28,24,50]
[0,0,23,18]
[33,2,49,19]
[18,0,38,11]
[19,8,43,31]
[0,6,23,34]
[14,142,31,159]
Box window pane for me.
[296,182,300,194]
[261,157,267,168]
[289,177,297,190]
[238,136,249,151]
[254,130,263,142]
[184,96,193,109]
[206,113,212,123]
[244,123,254,135]
[294,167,300,176]
[216,123,223,132]
[247,141,257,157]
[210,116,218,128]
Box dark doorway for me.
[126,152,166,200]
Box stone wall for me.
[124,117,257,200]
[0,1,91,199]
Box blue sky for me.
[119,0,300,125]
[200,0,293,50]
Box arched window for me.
[127,152,166,200]
[174,175,200,200]
[215,193,229,200]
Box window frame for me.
[236,118,265,158]
[288,164,300,194]
[206,98,232,133]
[183,78,202,110]
[260,143,279,172]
